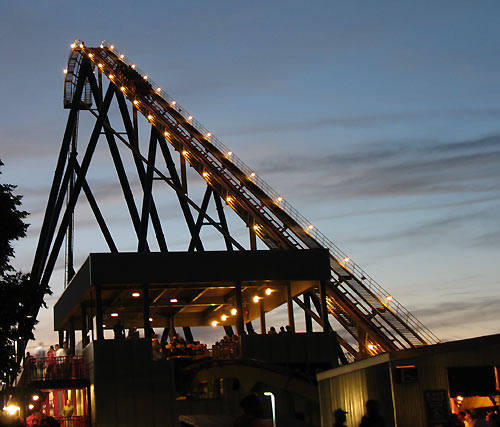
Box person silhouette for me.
[360,400,385,427]
[333,408,348,427]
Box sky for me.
[1,1,500,352]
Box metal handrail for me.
[70,40,439,346]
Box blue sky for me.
[1,1,500,350]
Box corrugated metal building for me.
[317,334,500,426]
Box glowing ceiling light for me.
[367,344,375,350]
[131,292,140,298]
[307,224,314,230]
[221,314,228,321]
[164,131,169,137]
[156,87,161,92]
[119,54,125,59]
[182,150,188,156]
[28,404,34,410]
[206,132,211,138]
[171,100,176,106]
[110,313,119,317]
[70,43,76,49]
[88,53,93,58]
[227,151,232,156]
[3,405,20,416]
[230,308,237,316]
[265,288,272,296]
[63,68,68,74]
[386,295,393,301]
[100,44,104,49]
[108,74,114,79]
[170,298,178,303]
[457,395,464,402]
[187,115,193,121]
[32,395,39,401]
[343,257,350,263]
[277,196,283,202]
[211,320,218,327]
[147,115,153,120]
[98,63,103,68]
[253,224,259,231]
[131,64,136,69]
[202,171,209,177]
[149,317,153,322]
[143,75,148,80]
[226,196,232,202]
[133,100,138,105]
[79,43,84,48]
[120,86,126,92]
[110,45,114,50]
[250,172,256,178]
[253,295,260,303]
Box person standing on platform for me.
[34,342,46,380]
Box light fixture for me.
[457,395,464,402]
[187,115,193,121]
[171,100,176,106]
[131,64,136,69]
[265,288,272,296]
[264,392,276,427]
[253,224,259,231]
[120,86,126,92]
[202,171,209,177]
[100,44,104,49]
[367,344,374,350]
[88,53,93,58]
[307,225,314,230]
[156,87,161,92]
[250,172,256,178]
[206,132,211,137]
[343,257,350,263]
[221,314,228,321]
[71,43,76,49]
[3,405,20,416]
[170,298,178,303]
[231,308,237,316]
[63,69,68,74]
[211,320,218,327]
[32,395,39,401]
[79,43,84,48]
[110,313,119,317]
[226,196,232,202]
[133,100,138,105]
[147,115,153,120]
[164,131,169,137]
[182,150,188,156]
[108,74,114,79]
[227,151,232,156]
[143,75,148,80]
[110,45,114,50]
[119,54,125,59]
[277,196,283,202]
[253,295,260,303]
[131,292,140,298]
[386,295,393,301]
[149,317,153,322]
[28,404,34,410]
[98,63,103,68]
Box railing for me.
[22,356,86,383]
[69,40,439,346]
[52,415,89,427]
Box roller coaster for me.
[25,40,439,367]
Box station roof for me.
[54,249,330,331]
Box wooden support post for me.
[235,282,244,335]
[143,283,151,339]
[69,317,76,355]
[304,293,313,333]
[81,304,89,347]
[249,223,257,251]
[95,285,104,341]
[259,300,266,334]
[287,282,295,332]
[58,331,64,347]
[319,280,330,332]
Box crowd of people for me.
[150,333,209,361]
[24,342,79,381]
[212,335,241,360]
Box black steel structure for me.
[23,40,439,369]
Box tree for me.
[0,159,47,383]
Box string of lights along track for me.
[63,39,439,358]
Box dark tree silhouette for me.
[0,159,47,383]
